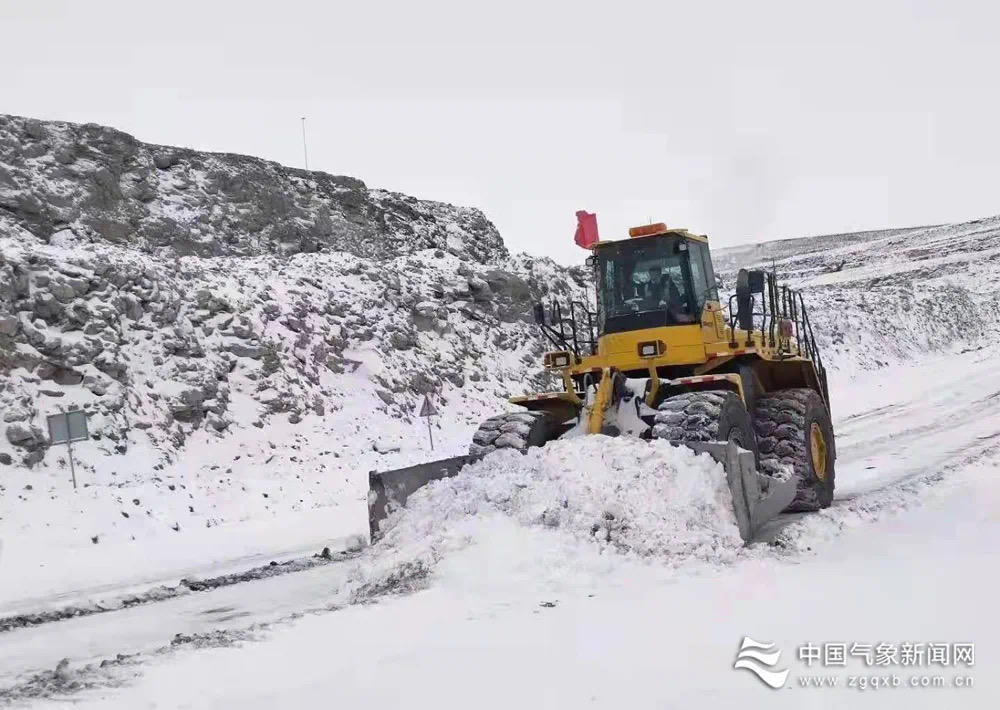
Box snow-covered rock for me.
[0,114,507,264]
[0,113,586,547]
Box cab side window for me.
[687,243,710,310]
[689,242,718,306]
[700,243,719,301]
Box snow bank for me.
[372,437,743,571]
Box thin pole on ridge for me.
[301,117,310,171]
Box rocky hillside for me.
[0,114,505,263]
[0,114,586,499]
[714,215,1000,375]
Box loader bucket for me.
[367,442,796,545]
[681,440,797,542]
[368,455,469,542]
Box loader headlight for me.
[544,351,573,368]
[637,340,664,358]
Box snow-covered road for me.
[831,345,1000,498]
[68,468,997,710]
[0,558,357,686]
[2,347,997,707]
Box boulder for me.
[53,146,76,165]
[389,329,416,350]
[414,301,439,319]
[167,385,206,422]
[205,413,230,431]
[24,120,46,140]
[467,275,490,294]
[33,293,62,321]
[48,280,77,303]
[38,363,84,385]
[227,317,255,339]
[3,406,30,423]
[83,373,110,396]
[5,422,46,450]
[225,342,265,359]
[153,153,178,169]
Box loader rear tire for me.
[651,390,758,463]
[752,388,835,512]
[468,411,553,460]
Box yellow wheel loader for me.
[369,222,835,543]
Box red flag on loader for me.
[574,210,599,249]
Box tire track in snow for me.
[0,557,430,707]
[0,547,362,635]
[833,368,1000,500]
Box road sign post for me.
[418,394,438,451]
[46,410,88,489]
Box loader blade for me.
[368,442,795,546]
[368,455,469,542]
[682,440,798,543]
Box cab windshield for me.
[595,236,710,335]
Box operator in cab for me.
[644,265,695,323]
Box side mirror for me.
[532,302,545,326]
[735,269,754,331]
[747,269,765,293]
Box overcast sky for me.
[2,1,998,264]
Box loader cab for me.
[593,225,718,336]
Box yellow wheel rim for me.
[810,422,828,482]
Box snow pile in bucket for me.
[374,436,744,567]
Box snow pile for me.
[372,437,743,570]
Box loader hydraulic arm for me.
[587,369,614,435]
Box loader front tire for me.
[752,388,835,511]
[469,411,553,460]
[651,390,758,463]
